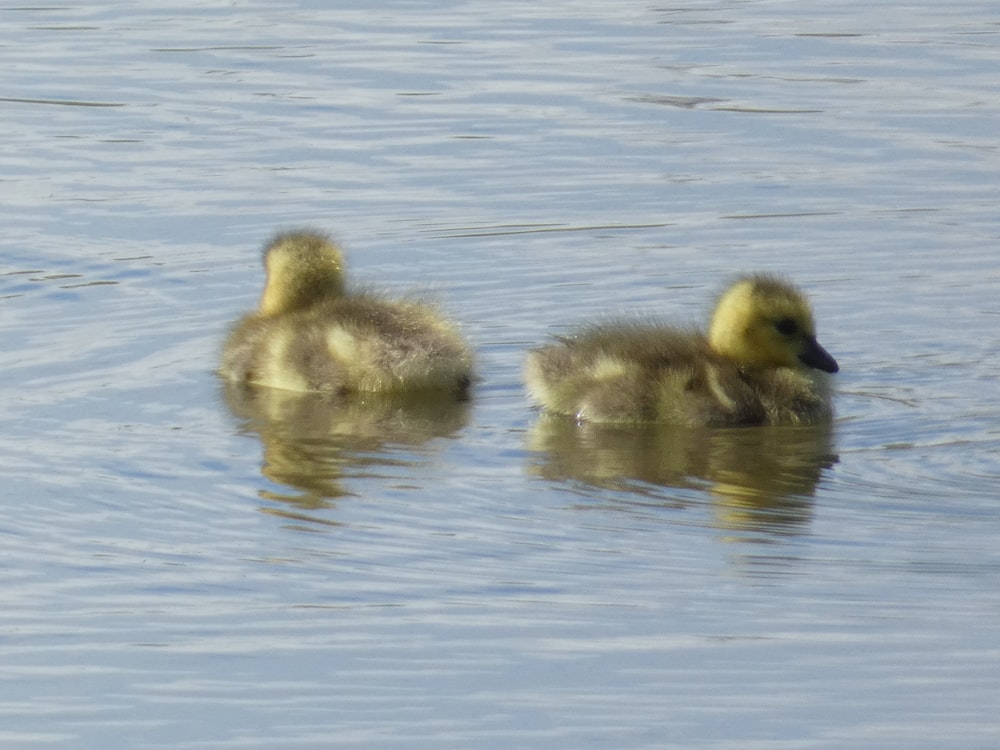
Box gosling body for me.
[220,231,473,396]
[524,275,838,426]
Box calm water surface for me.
[1,1,999,747]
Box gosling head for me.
[708,275,839,374]
[258,231,346,316]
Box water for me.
[2,1,999,747]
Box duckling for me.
[220,231,473,396]
[524,274,838,426]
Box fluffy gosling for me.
[524,274,838,426]
[220,231,473,396]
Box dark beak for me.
[799,336,839,373]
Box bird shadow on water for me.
[525,416,839,540]
[220,381,470,527]
[219,377,838,542]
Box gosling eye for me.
[774,317,798,336]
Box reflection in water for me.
[221,381,470,523]
[527,416,837,538]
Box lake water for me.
[2,1,999,747]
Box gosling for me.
[524,274,838,426]
[220,231,473,396]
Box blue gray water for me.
[2,2,999,747]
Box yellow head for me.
[258,231,346,316]
[708,275,838,373]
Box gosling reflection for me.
[527,416,836,536]
[222,380,470,517]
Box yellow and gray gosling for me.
[524,274,838,426]
[220,231,473,396]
